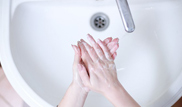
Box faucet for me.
[115,0,135,33]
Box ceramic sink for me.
[1,0,182,107]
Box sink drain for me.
[90,13,109,31]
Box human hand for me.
[77,35,140,107]
[87,34,119,60]
[71,44,89,92]
[77,35,120,96]
[71,35,119,92]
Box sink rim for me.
[1,0,182,107]
[0,0,52,106]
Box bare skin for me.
[78,34,140,107]
[58,35,119,107]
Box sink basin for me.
[1,0,182,107]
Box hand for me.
[78,37,120,95]
[71,35,119,91]
[71,44,89,92]
[86,34,119,60]
[59,35,120,107]
[78,35,140,107]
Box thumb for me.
[72,45,81,64]
[78,64,90,88]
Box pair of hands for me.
[59,34,140,107]
[71,34,119,96]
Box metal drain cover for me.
[90,13,109,31]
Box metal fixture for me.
[115,0,135,33]
[90,13,109,31]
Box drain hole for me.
[90,13,109,31]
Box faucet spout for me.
[115,0,135,33]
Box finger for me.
[80,39,105,79]
[103,37,112,45]
[78,64,91,87]
[72,45,81,64]
[87,34,106,60]
[97,39,113,61]
[110,43,119,55]
[80,39,100,62]
[78,41,93,66]
[107,38,119,51]
[112,52,117,60]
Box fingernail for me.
[78,41,81,45]
[81,39,86,43]
[72,45,78,53]
[87,35,90,39]
[106,39,110,43]
[115,39,119,44]
[71,44,75,52]
[87,34,91,39]
[71,44,74,49]
[77,41,80,45]
[117,38,119,42]
[97,39,102,44]
[82,42,86,46]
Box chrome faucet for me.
[115,0,135,33]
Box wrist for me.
[103,81,123,98]
[58,82,89,107]
[103,82,140,107]
[71,81,89,94]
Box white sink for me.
[1,0,182,107]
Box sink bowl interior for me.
[10,1,182,106]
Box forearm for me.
[104,83,140,107]
[58,82,88,107]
